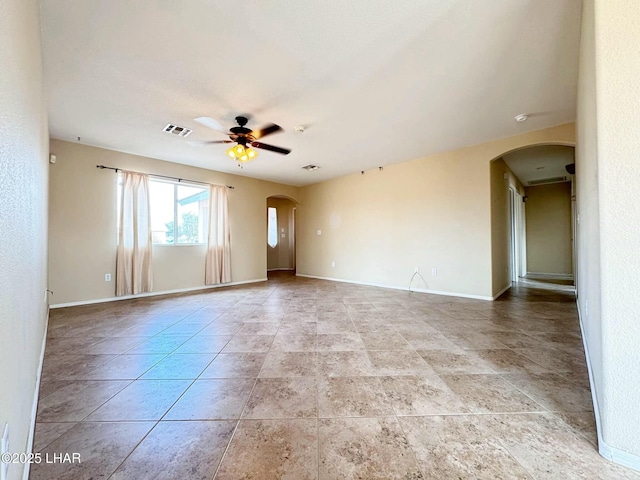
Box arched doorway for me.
[266,196,297,276]
[490,144,576,296]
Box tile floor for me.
[30,273,640,479]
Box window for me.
[267,207,278,248]
[149,179,209,244]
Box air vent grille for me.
[528,176,567,186]
[301,164,320,171]
[163,123,192,137]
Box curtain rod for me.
[96,165,234,189]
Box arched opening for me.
[266,195,298,278]
[490,144,576,297]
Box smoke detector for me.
[163,123,193,137]
[294,125,306,133]
[301,164,320,171]
[514,114,529,123]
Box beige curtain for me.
[205,185,231,284]
[116,171,153,295]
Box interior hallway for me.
[31,273,639,479]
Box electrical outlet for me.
[431,268,437,276]
[1,423,9,480]
[331,261,335,267]
[316,230,322,236]
[105,274,112,282]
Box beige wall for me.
[524,182,573,276]
[579,0,640,461]
[577,0,604,443]
[0,0,49,478]
[49,139,299,305]
[267,197,296,271]
[490,158,526,295]
[298,124,575,299]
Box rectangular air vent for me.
[301,164,320,171]
[528,176,567,186]
[163,123,192,137]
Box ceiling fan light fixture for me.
[227,145,258,163]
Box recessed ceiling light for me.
[294,125,305,133]
[515,114,529,122]
[301,164,319,171]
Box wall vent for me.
[163,123,192,137]
[301,164,320,171]
[528,176,567,186]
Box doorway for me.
[266,196,297,275]
[508,186,527,283]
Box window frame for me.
[149,177,209,246]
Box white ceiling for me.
[39,0,582,187]
[503,145,575,186]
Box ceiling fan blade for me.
[251,141,291,155]
[194,116,228,133]
[251,123,283,139]
[187,140,233,146]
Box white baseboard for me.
[23,309,49,480]
[525,272,574,280]
[576,303,640,472]
[492,283,511,300]
[295,273,494,301]
[267,268,295,272]
[49,278,268,309]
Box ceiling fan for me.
[193,115,291,163]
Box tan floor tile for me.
[500,372,594,412]
[81,354,167,380]
[380,375,471,415]
[172,334,232,354]
[441,374,546,413]
[164,379,254,420]
[318,351,375,377]
[110,421,235,480]
[367,350,434,376]
[139,353,215,379]
[400,415,533,479]
[36,380,131,422]
[317,332,365,351]
[216,419,317,480]
[30,422,155,480]
[200,353,266,378]
[220,334,275,353]
[318,376,394,417]
[33,422,77,452]
[271,332,318,351]
[243,377,317,418]
[35,274,603,479]
[319,417,423,480]
[85,380,191,421]
[259,352,318,377]
[417,350,496,374]
[483,414,640,479]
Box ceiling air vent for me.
[163,123,192,137]
[528,176,567,186]
[301,164,320,171]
